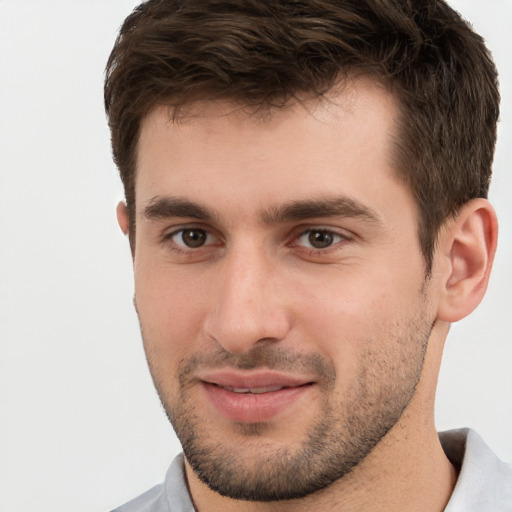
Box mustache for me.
[178,345,336,388]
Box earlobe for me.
[437,199,498,323]
[116,201,130,235]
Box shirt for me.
[111,429,512,511]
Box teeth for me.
[223,386,285,394]
[250,386,284,394]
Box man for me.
[105,0,511,510]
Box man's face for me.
[131,79,437,500]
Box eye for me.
[296,229,345,249]
[170,228,216,248]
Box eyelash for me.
[160,225,352,257]
[293,228,348,251]
[161,227,221,253]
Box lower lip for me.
[202,382,312,423]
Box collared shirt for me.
[441,429,512,511]
[112,429,512,511]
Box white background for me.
[0,1,510,511]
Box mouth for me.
[199,371,315,423]
[216,384,295,394]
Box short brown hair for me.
[104,0,499,272]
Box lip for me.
[200,370,315,423]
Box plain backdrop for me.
[0,1,510,511]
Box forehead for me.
[135,77,409,222]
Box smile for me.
[220,385,288,394]
[199,371,315,422]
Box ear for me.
[116,201,130,235]
[437,198,498,323]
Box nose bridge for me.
[204,238,290,353]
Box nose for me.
[203,243,292,354]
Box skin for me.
[117,77,497,511]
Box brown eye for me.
[175,229,208,248]
[308,230,335,248]
[295,229,345,250]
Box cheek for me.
[134,261,212,362]
[291,264,423,361]
[293,265,398,326]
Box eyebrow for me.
[261,197,382,225]
[143,196,213,221]
[142,195,381,226]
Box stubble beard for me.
[144,312,432,502]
